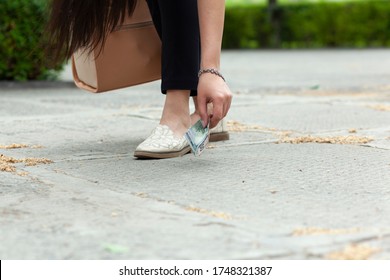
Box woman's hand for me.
[196,0,231,128]
[197,73,232,128]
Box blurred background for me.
[0,0,390,81]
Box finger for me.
[207,102,214,116]
[219,98,229,120]
[222,103,228,120]
[221,92,232,118]
[223,94,232,118]
[197,95,209,128]
[210,101,223,128]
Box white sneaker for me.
[210,119,230,142]
[134,125,191,159]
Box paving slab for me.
[1,50,390,259]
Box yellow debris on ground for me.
[0,154,53,174]
[0,143,29,149]
[186,206,232,220]
[368,104,390,112]
[227,120,277,132]
[326,244,379,260]
[293,227,360,236]
[279,135,373,145]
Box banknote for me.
[185,119,210,156]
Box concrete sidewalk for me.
[1,50,390,259]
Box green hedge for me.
[223,1,390,48]
[0,0,62,81]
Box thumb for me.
[197,95,209,128]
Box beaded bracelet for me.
[198,68,226,82]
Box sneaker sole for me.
[209,132,230,142]
[134,146,191,159]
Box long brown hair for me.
[46,0,137,62]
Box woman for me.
[47,0,232,159]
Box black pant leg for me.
[147,0,200,96]
[146,0,162,39]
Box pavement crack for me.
[57,153,130,163]
[350,232,390,244]
[115,113,159,121]
[361,144,390,151]
[132,192,235,220]
[195,222,236,228]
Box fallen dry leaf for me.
[103,244,128,254]
[326,244,379,260]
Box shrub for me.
[223,1,390,49]
[0,0,63,81]
[223,4,272,48]
[1,0,389,81]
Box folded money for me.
[185,119,210,156]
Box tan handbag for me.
[72,0,161,93]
